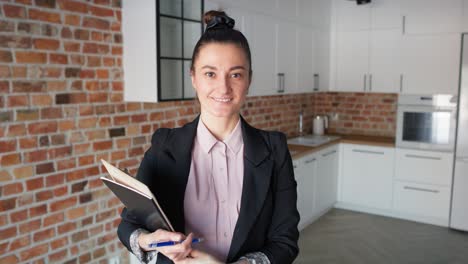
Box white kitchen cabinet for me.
[276,0,297,20]
[334,0,401,32]
[294,153,318,230]
[368,29,402,93]
[401,0,463,35]
[297,26,315,92]
[400,34,461,95]
[276,20,298,94]
[335,31,369,92]
[316,145,339,214]
[464,0,468,32]
[341,144,395,210]
[249,14,276,96]
[394,148,454,186]
[393,181,451,222]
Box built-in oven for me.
[396,95,458,152]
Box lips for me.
[211,97,232,103]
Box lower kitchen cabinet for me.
[294,144,339,230]
[340,144,395,210]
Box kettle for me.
[313,115,328,135]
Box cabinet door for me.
[370,0,403,30]
[395,148,454,186]
[297,27,315,93]
[341,144,394,210]
[276,0,297,20]
[293,159,306,229]
[369,29,402,93]
[335,31,369,92]
[276,20,298,93]
[400,34,461,95]
[401,0,463,34]
[301,155,317,227]
[464,0,468,32]
[334,0,371,32]
[250,14,276,96]
[316,145,339,214]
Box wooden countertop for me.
[288,134,395,160]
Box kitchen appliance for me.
[450,33,468,232]
[396,94,457,152]
[313,115,328,135]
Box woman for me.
[117,10,299,264]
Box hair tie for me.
[206,14,235,31]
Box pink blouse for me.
[183,119,244,261]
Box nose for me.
[217,74,232,94]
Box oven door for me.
[396,106,457,152]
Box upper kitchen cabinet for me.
[464,0,468,32]
[276,20,299,94]
[401,0,464,35]
[333,0,402,32]
[335,31,369,92]
[400,34,461,95]
[276,0,297,20]
[297,27,316,93]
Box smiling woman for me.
[117,10,299,264]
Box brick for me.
[20,243,48,261]
[13,81,46,93]
[3,4,26,18]
[0,111,13,122]
[0,36,32,49]
[0,256,19,263]
[28,121,58,134]
[65,166,99,181]
[65,14,80,25]
[57,158,76,171]
[33,227,55,242]
[35,0,56,8]
[0,197,16,212]
[65,67,81,77]
[58,222,76,234]
[0,21,15,32]
[112,45,122,55]
[89,92,108,103]
[74,29,89,40]
[1,153,21,166]
[0,66,10,78]
[58,0,88,13]
[36,190,53,202]
[26,177,44,191]
[35,162,55,175]
[29,8,61,23]
[87,56,101,67]
[71,230,88,243]
[49,249,68,262]
[13,166,33,179]
[82,16,110,30]
[45,173,64,186]
[8,95,29,107]
[41,107,63,119]
[31,94,53,106]
[7,124,26,137]
[70,54,85,65]
[50,236,68,250]
[79,69,95,78]
[9,235,29,251]
[59,120,76,131]
[15,51,47,64]
[0,50,13,62]
[16,109,39,122]
[0,139,16,153]
[89,5,114,17]
[50,197,77,212]
[109,127,125,138]
[66,206,85,220]
[93,140,112,151]
[48,146,72,159]
[64,41,80,52]
[71,180,88,193]
[61,27,72,38]
[12,66,27,78]
[33,38,60,50]
[0,81,8,93]
[0,226,17,242]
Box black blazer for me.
[117,116,300,264]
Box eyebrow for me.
[200,65,246,71]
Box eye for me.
[231,73,242,78]
[204,72,215,78]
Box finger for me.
[153,229,186,242]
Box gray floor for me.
[295,209,468,264]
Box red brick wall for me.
[0,0,397,263]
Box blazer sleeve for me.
[117,129,167,252]
[260,132,300,264]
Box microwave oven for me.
[396,95,458,152]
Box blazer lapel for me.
[161,116,199,232]
[227,117,273,261]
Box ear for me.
[190,70,197,91]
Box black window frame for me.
[156,0,204,102]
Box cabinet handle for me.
[352,149,384,155]
[404,186,439,194]
[402,15,406,34]
[313,73,319,91]
[305,158,316,164]
[369,74,372,91]
[405,154,442,160]
[399,74,403,93]
[322,150,337,157]
[277,73,285,93]
[363,74,367,91]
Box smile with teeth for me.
[211,97,232,103]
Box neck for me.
[200,112,240,141]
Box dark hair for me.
[190,10,252,79]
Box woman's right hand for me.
[138,229,194,262]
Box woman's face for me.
[191,43,250,119]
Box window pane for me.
[184,60,196,98]
[183,0,202,20]
[161,59,183,100]
[183,21,202,58]
[160,0,181,17]
[160,17,182,58]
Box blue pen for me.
[149,238,204,248]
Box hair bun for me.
[204,10,235,31]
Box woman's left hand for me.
[175,249,224,264]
